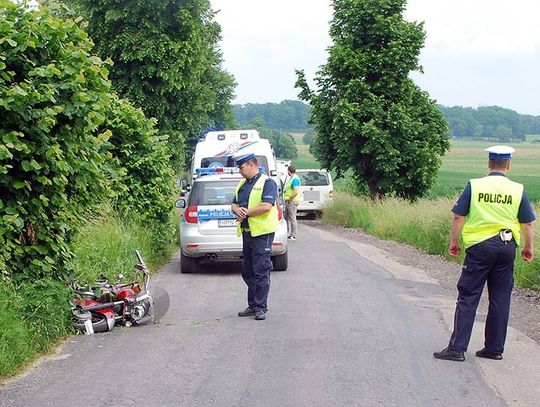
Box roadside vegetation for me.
[0,1,230,382]
[322,193,540,289]
[283,133,540,290]
[0,211,179,381]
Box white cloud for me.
[405,0,540,57]
[211,0,540,114]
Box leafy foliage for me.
[234,100,311,131]
[246,119,298,160]
[102,97,175,252]
[0,1,113,281]
[60,0,236,170]
[296,0,449,200]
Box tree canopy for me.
[0,1,176,280]
[296,0,449,199]
[55,0,236,170]
[234,100,311,131]
[439,105,540,140]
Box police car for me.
[176,168,288,273]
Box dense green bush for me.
[103,97,175,253]
[0,1,113,281]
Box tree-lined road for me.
[2,223,539,406]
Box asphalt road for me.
[2,223,540,407]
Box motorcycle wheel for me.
[72,312,109,333]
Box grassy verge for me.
[322,192,540,289]
[0,209,179,383]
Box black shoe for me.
[238,308,256,317]
[255,310,266,320]
[433,347,465,362]
[476,348,503,360]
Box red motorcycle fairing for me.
[74,298,116,331]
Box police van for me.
[191,130,279,182]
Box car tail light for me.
[185,205,198,223]
[277,204,283,221]
[329,190,334,198]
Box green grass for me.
[432,139,540,201]
[0,208,179,383]
[70,209,179,284]
[322,193,540,289]
[293,144,320,169]
[291,135,540,289]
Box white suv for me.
[176,169,288,273]
[296,169,334,216]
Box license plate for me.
[218,219,237,227]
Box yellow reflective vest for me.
[462,175,523,248]
[284,174,301,203]
[235,174,279,237]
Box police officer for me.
[434,145,535,362]
[231,153,279,321]
[284,164,301,240]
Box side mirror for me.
[175,198,187,209]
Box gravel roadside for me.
[303,220,540,344]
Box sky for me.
[210,0,540,116]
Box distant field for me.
[525,134,540,142]
[294,144,319,169]
[289,135,540,201]
[288,132,305,144]
[433,139,540,201]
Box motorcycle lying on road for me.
[71,250,154,334]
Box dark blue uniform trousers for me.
[449,235,516,353]
[241,232,274,312]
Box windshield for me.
[297,171,330,186]
[189,180,238,206]
[200,155,269,173]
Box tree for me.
[56,0,236,171]
[296,0,449,200]
[247,119,298,159]
[234,100,311,131]
[0,0,113,280]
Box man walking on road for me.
[284,165,301,240]
[231,153,279,321]
[434,145,535,362]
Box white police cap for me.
[485,145,515,160]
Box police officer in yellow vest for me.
[284,165,301,240]
[231,153,279,321]
[434,145,535,362]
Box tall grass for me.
[322,193,540,289]
[70,208,179,284]
[0,208,179,382]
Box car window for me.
[200,155,269,173]
[298,171,329,186]
[189,180,238,205]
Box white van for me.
[191,130,279,181]
[296,169,334,215]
